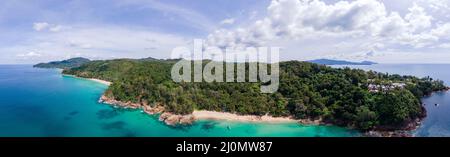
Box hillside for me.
[62,59,447,131]
[33,57,91,69]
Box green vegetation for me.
[33,57,91,69]
[62,59,447,131]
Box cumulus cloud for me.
[33,22,68,32]
[431,23,450,39]
[205,0,449,59]
[420,0,450,12]
[405,3,433,32]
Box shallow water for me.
[0,65,357,137]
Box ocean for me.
[0,65,356,137]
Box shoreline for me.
[70,74,447,137]
[88,78,112,86]
[62,74,112,86]
[58,74,330,127]
[192,110,298,123]
[98,94,323,126]
[98,93,432,137]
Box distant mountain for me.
[307,59,378,65]
[138,57,160,61]
[34,57,91,69]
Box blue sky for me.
[1,0,450,64]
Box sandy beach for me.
[88,78,112,86]
[62,74,112,86]
[99,94,325,125]
[192,110,297,123]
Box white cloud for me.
[220,18,235,25]
[49,25,65,32]
[33,22,68,32]
[208,0,402,48]
[204,0,450,63]
[438,43,450,48]
[420,0,450,12]
[10,25,190,63]
[33,22,50,31]
[431,23,450,39]
[16,51,42,57]
[405,3,433,32]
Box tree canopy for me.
[63,59,447,131]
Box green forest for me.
[62,59,447,131]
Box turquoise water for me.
[333,64,450,137]
[0,65,356,137]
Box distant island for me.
[33,57,91,69]
[307,59,378,65]
[35,58,447,136]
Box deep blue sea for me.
[333,64,450,137]
[0,65,356,137]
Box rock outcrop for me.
[99,94,194,126]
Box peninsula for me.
[35,58,447,135]
[34,57,91,69]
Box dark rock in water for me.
[123,131,137,137]
[201,122,217,131]
[68,111,79,116]
[101,121,126,130]
[96,109,119,119]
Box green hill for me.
[34,57,91,69]
[62,59,447,131]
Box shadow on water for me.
[200,121,219,132]
[123,130,137,137]
[43,122,70,137]
[101,121,127,131]
[101,121,140,137]
[68,111,79,116]
[63,116,71,121]
[8,104,52,123]
[170,124,192,132]
[96,108,126,120]
[157,120,192,132]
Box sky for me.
[1,0,450,64]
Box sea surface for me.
[0,65,356,137]
[333,64,450,137]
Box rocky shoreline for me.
[98,93,432,137]
[363,100,430,137]
[99,94,205,126]
[98,94,323,127]
[364,118,423,137]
